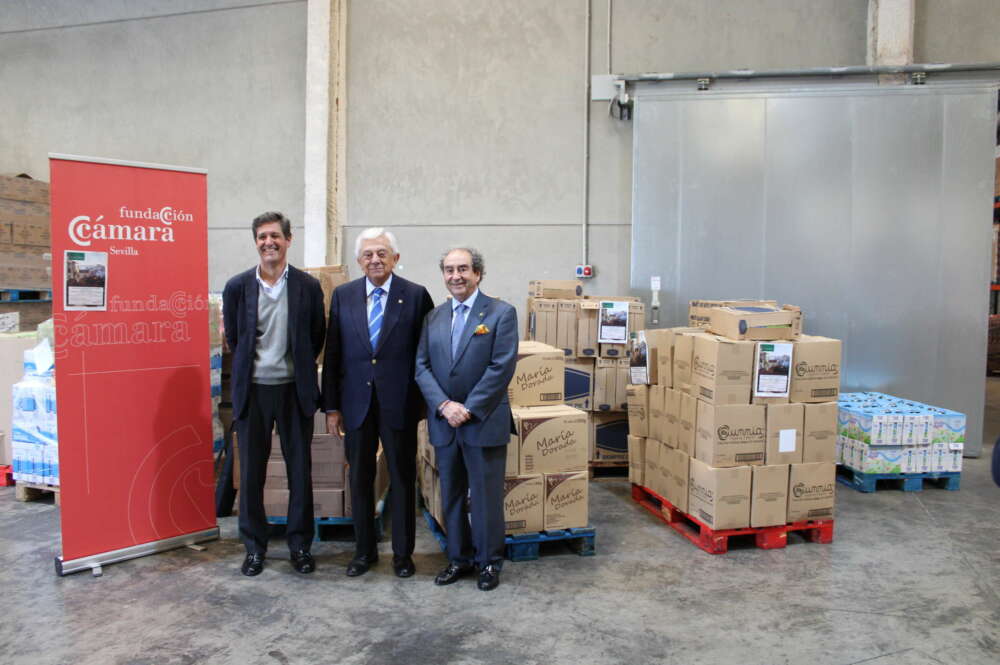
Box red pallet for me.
[0,465,12,487]
[631,483,833,554]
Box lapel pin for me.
[398,299,403,304]
[479,312,484,317]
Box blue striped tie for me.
[368,287,384,349]
[451,303,467,360]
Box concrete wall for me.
[0,0,307,291]
[914,0,1000,63]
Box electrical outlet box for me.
[575,264,595,279]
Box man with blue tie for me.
[415,247,518,591]
[322,228,434,578]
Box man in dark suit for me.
[223,211,326,577]
[415,247,518,591]
[323,228,434,578]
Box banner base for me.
[55,527,220,577]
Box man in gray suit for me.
[415,247,518,591]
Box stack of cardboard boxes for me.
[838,392,964,474]
[420,338,592,536]
[526,280,645,464]
[627,300,841,530]
[235,412,388,519]
[0,175,52,331]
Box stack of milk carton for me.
[838,392,964,474]
[11,342,58,486]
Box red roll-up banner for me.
[49,155,218,575]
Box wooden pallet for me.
[589,460,628,480]
[0,465,12,487]
[836,465,960,493]
[15,482,60,506]
[422,509,596,562]
[631,483,833,555]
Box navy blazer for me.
[415,293,518,448]
[222,265,326,420]
[322,274,434,432]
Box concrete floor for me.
[3,386,1000,665]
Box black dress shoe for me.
[477,564,500,591]
[290,550,315,574]
[346,556,378,577]
[241,552,264,577]
[434,562,473,586]
[392,556,415,578]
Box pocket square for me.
[473,324,490,335]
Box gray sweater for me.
[253,282,294,384]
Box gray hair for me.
[354,227,400,259]
[439,246,485,278]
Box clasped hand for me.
[441,400,471,428]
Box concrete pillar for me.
[304,0,346,266]
[867,0,915,81]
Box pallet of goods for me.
[625,299,839,554]
[836,391,963,493]
[0,175,53,332]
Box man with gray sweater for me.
[223,211,326,576]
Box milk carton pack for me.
[11,341,59,486]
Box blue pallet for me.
[836,466,960,493]
[0,288,52,302]
[422,509,595,562]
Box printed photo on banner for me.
[64,250,108,311]
[753,341,793,398]
[597,300,629,344]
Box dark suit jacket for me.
[322,274,434,432]
[222,265,326,420]
[415,293,518,448]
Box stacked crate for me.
[525,280,645,464]
[628,301,842,530]
[0,175,52,331]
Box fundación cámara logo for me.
[68,205,194,247]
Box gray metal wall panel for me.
[763,96,853,344]
[632,86,995,455]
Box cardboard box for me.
[687,457,751,530]
[647,385,665,442]
[789,335,842,403]
[564,358,595,411]
[590,411,628,461]
[0,249,51,289]
[765,403,804,465]
[0,175,50,204]
[529,279,582,299]
[626,384,649,437]
[556,300,578,356]
[0,332,37,464]
[531,299,560,347]
[691,333,754,405]
[708,305,802,341]
[641,328,674,385]
[643,437,662,493]
[509,341,565,407]
[688,299,778,328]
[672,331,699,393]
[615,358,629,411]
[0,199,50,247]
[751,464,789,527]
[676,391,697,455]
[263,488,345,518]
[593,358,620,411]
[576,300,600,357]
[503,474,544,534]
[543,471,589,530]
[300,265,349,320]
[660,445,690,514]
[787,462,836,522]
[513,405,588,473]
[695,401,765,467]
[663,387,680,449]
[627,434,645,486]
[803,402,838,463]
[505,434,519,476]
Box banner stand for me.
[55,527,219,577]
